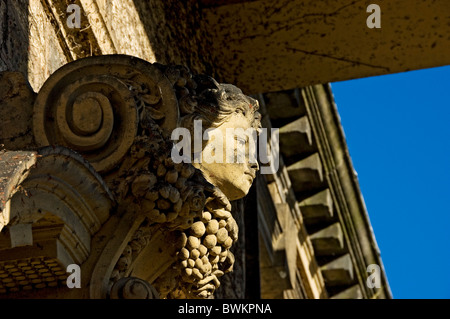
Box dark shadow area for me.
[243,178,261,299]
[0,0,36,151]
[130,0,214,76]
[0,0,29,77]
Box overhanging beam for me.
[201,0,450,93]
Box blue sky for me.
[330,65,450,299]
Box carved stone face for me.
[194,112,259,201]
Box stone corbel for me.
[0,55,245,299]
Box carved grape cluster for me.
[127,137,238,298]
[112,133,239,298]
[114,126,210,232]
[173,192,238,299]
[140,156,207,231]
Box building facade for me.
[1,0,448,299]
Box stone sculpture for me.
[0,54,260,299]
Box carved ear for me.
[33,55,179,173]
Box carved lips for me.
[244,170,256,180]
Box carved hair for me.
[180,74,262,134]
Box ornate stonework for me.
[0,54,260,299]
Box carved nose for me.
[251,161,259,172]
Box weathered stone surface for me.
[287,153,325,195]
[310,223,345,256]
[279,116,315,158]
[83,0,211,74]
[330,284,363,299]
[0,0,28,76]
[32,55,178,173]
[84,0,154,59]
[0,0,396,299]
[201,0,450,93]
[0,150,37,230]
[0,72,36,150]
[1,54,264,299]
[28,0,69,91]
[263,89,306,121]
[110,277,159,299]
[0,146,115,296]
[320,254,355,287]
[298,189,334,222]
[42,0,102,60]
[214,200,245,299]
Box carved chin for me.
[222,176,253,201]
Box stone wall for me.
[0,0,392,300]
[0,0,30,79]
[1,0,68,92]
[0,0,213,93]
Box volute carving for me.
[0,54,260,299]
[32,55,179,173]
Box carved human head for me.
[180,75,261,200]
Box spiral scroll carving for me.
[110,277,159,299]
[33,55,179,173]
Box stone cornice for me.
[302,84,392,299]
[257,85,391,299]
[255,93,328,299]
